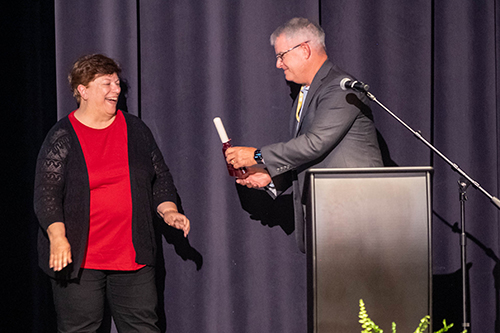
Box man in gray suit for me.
[225,17,383,252]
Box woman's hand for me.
[47,222,72,271]
[157,202,190,237]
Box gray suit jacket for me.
[261,60,383,252]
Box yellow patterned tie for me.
[295,86,304,122]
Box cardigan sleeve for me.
[125,113,178,209]
[150,138,178,208]
[33,125,71,231]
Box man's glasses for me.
[275,41,310,62]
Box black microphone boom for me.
[340,78,370,92]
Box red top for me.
[69,110,144,271]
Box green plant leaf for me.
[358,299,462,333]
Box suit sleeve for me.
[261,82,361,178]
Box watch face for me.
[254,150,263,161]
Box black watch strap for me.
[254,149,264,164]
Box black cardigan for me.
[34,111,178,279]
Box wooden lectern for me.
[306,167,432,332]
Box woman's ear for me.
[77,84,87,101]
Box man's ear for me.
[302,42,312,59]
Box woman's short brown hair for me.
[68,54,121,104]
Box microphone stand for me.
[363,89,500,331]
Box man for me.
[225,17,383,252]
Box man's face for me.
[274,34,307,84]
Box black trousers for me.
[51,266,160,333]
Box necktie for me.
[295,86,304,123]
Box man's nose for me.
[276,58,284,69]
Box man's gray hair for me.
[270,17,326,50]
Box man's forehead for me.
[277,32,306,44]
[275,34,299,49]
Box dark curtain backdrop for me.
[3,0,499,332]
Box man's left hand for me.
[225,146,257,169]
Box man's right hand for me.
[236,167,272,188]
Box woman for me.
[34,54,190,332]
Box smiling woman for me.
[34,53,190,332]
[73,73,121,128]
[69,54,122,128]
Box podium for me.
[306,167,432,332]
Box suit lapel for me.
[289,97,300,137]
[293,60,334,137]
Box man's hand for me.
[225,146,257,169]
[236,167,272,188]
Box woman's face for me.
[80,73,121,115]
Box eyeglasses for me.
[275,41,310,62]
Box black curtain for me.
[1,1,57,332]
[3,0,499,332]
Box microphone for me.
[340,78,370,92]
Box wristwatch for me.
[254,149,264,164]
